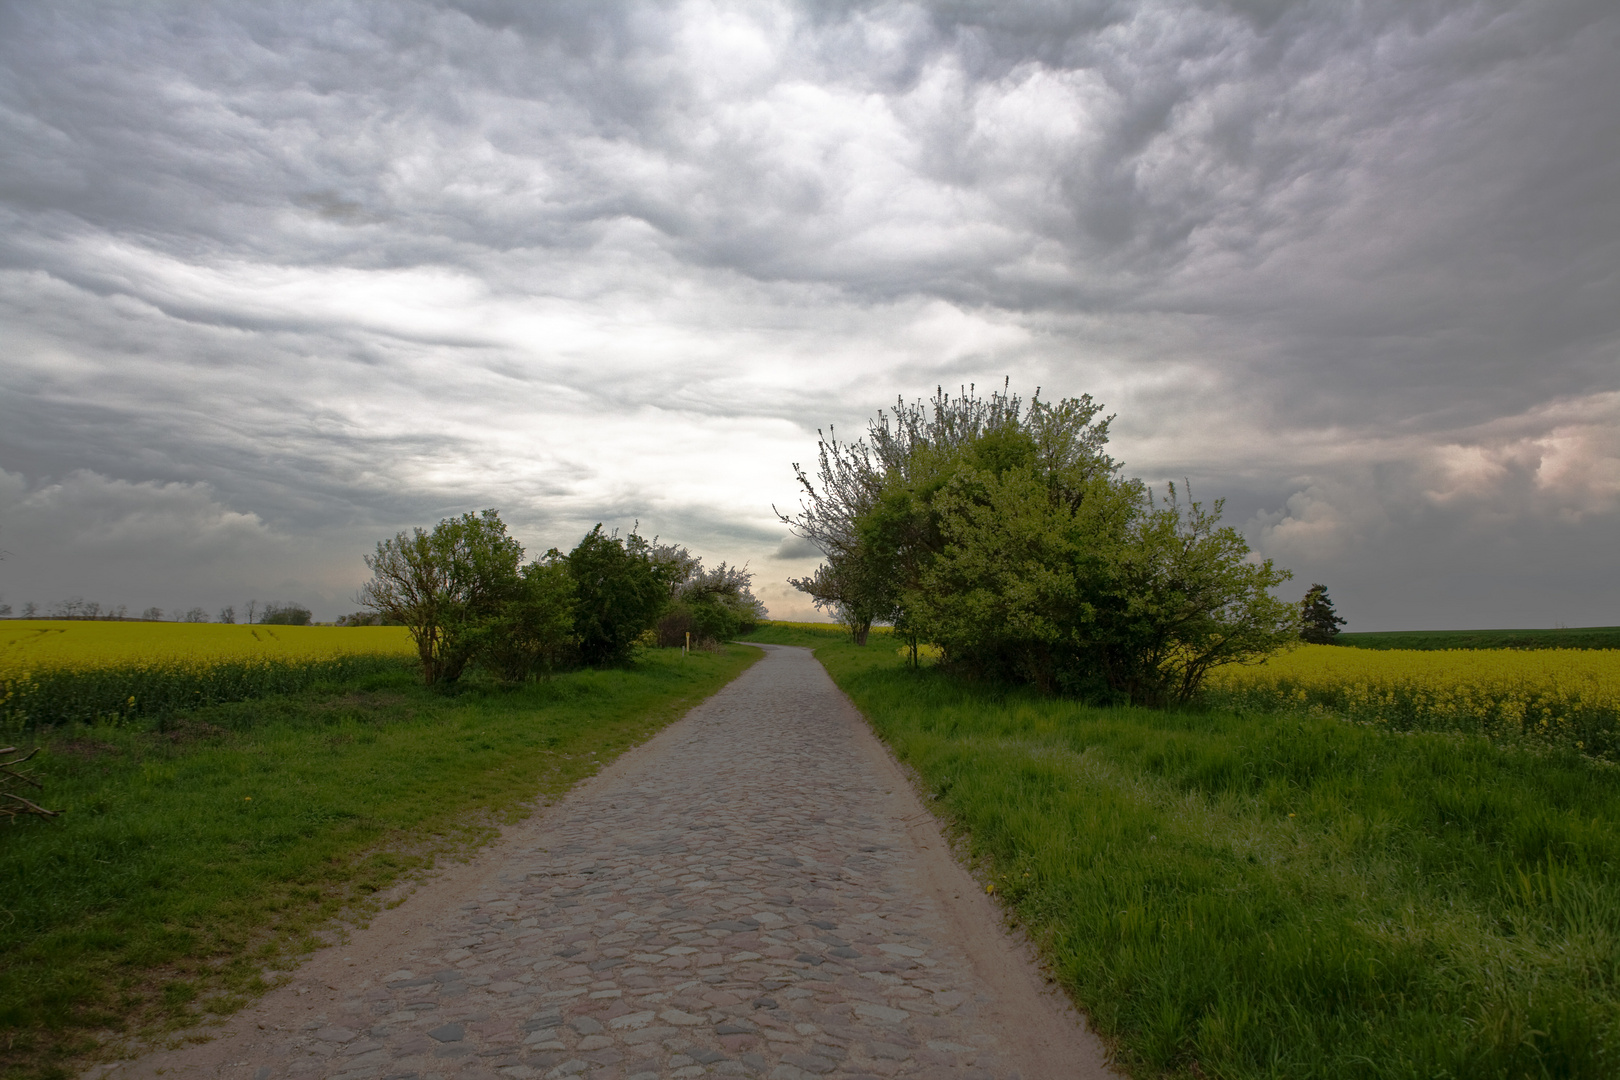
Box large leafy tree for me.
[779,382,1075,642]
[785,384,1299,703]
[360,509,524,685]
[908,428,1138,690]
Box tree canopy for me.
[783,384,1299,704]
[567,525,668,668]
[360,509,525,684]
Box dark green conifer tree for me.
[1300,583,1347,644]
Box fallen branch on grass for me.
[1,745,61,821]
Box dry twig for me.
[0,745,60,821]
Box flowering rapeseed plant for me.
[1,621,414,730]
[1203,644,1620,759]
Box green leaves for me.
[787,384,1298,703]
[567,526,666,667]
[1098,484,1298,704]
[362,514,752,680]
[477,555,577,681]
[360,509,525,685]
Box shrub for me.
[650,546,766,646]
[479,554,576,680]
[567,526,667,666]
[654,606,694,648]
[334,612,404,627]
[656,597,745,647]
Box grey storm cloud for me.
[1,0,1616,626]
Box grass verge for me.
[747,622,1620,1079]
[1,645,758,1080]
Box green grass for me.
[0,646,758,1080]
[1339,627,1620,651]
[746,624,1620,1079]
[742,620,855,649]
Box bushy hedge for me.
[359,512,766,684]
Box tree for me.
[1300,583,1347,644]
[244,599,259,624]
[360,509,524,685]
[51,598,85,619]
[781,384,1025,642]
[140,606,162,621]
[260,602,312,626]
[835,386,1121,660]
[906,430,1138,689]
[785,556,890,645]
[773,409,915,644]
[784,384,1300,704]
[649,542,703,600]
[480,553,577,680]
[1088,485,1298,705]
[682,563,766,643]
[567,525,666,666]
[218,604,236,624]
[649,542,767,646]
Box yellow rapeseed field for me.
[1204,644,1620,759]
[1,621,416,731]
[0,620,414,671]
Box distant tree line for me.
[9,598,133,621]
[333,611,405,627]
[0,597,312,624]
[359,511,764,685]
[779,384,1301,705]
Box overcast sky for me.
[1,0,1616,628]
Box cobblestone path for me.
[107,645,1107,1080]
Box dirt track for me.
[97,644,1113,1080]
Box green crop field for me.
[1338,626,1620,651]
[747,622,1620,1080]
[0,645,758,1080]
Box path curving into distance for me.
[105,644,1113,1080]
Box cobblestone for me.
[105,645,1107,1079]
